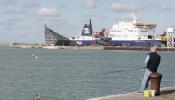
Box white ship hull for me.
[70,16,163,46]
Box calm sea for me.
[0,48,174,100]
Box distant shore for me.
[0,43,175,51]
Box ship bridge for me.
[133,22,157,30]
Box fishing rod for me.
[103,67,144,74]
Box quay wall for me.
[1,43,175,51]
[104,46,175,51]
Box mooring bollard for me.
[34,94,40,100]
[149,72,162,95]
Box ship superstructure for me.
[108,15,162,46]
[70,19,95,46]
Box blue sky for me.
[0,0,175,43]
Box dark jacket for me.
[147,52,161,72]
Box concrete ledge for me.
[104,46,175,51]
[87,86,175,100]
[87,92,143,100]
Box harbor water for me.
[0,48,175,100]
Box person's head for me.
[150,46,157,52]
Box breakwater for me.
[104,46,175,51]
[1,43,175,51]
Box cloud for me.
[6,18,22,23]
[36,7,59,17]
[5,8,28,14]
[0,22,14,26]
[139,3,174,12]
[159,4,172,11]
[84,0,96,8]
[0,18,22,28]
[4,1,39,15]
[0,0,17,5]
[110,2,138,13]
[58,3,67,8]
[21,1,39,9]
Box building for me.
[44,25,70,46]
[167,28,175,47]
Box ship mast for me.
[89,19,93,35]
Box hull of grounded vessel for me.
[108,40,162,46]
[70,39,162,46]
[70,37,111,46]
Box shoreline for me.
[0,43,175,51]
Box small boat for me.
[43,44,62,49]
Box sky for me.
[0,0,175,43]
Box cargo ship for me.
[69,19,96,46]
[69,19,111,46]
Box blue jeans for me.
[140,69,152,92]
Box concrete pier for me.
[1,43,175,51]
[87,86,175,100]
[104,46,175,51]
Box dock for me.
[87,86,175,100]
[104,46,175,51]
[0,43,175,51]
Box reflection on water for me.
[0,48,174,100]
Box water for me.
[0,48,174,100]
